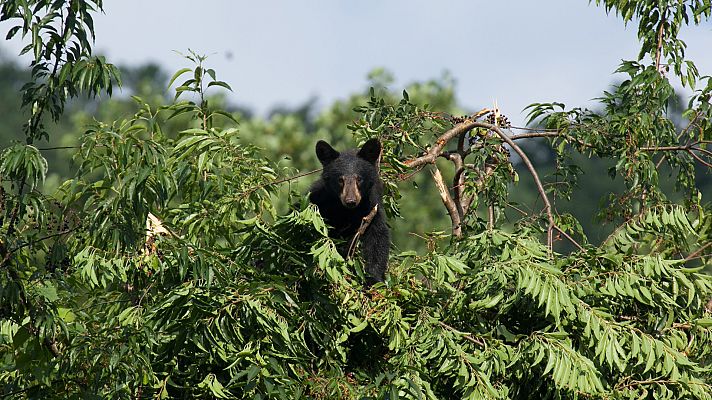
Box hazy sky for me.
[2,1,711,124]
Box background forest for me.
[1,0,712,399]
[1,56,709,251]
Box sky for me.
[2,0,711,125]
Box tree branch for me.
[687,149,712,168]
[683,241,712,263]
[403,116,585,251]
[1,226,79,268]
[431,166,462,238]
[236,168,322,199]
[443,152,466,220]
[438,321,485,347]
[654,15,666,74]
[347,205,379,259]
[483,122,559,251]
[404,121,483,169]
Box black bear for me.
[309,139,390,285]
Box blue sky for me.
[2,1,711,124]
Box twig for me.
[552,225,584,252]
[684,241,712,262]
[5,180,26,238]
[654,16,666,74]
[236,168,322,198]
[655,154,667,169]
[639,142,712,168]
[507,203,530,217]
[404,110,492,168]
[687,149,712,168]
[37,146,81,150]
[483,122,560,251]
[443,152,466,219]
[438,321,485,347]
[508,131,560,140]
[487,205,494,231]
[509,125,562,133]
[509,131,595,150]
[601,214,637,246]
[509,126,712,170]
[347,205,379,259]
[1,226,80,268]
[398,165,425,181]
[431,167,462,238]
[694,145,712,158]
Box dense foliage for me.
[1,1,712,399]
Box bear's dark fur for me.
[309,139,390,285]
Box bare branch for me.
[431,166,462,238]
[404,120,482,169]
[482,122,559,250]
[487,205,494,231]
[405,108,492,169]
[236,168,322,198]
[687,149,712,168]
[442,152,465,220]
[684,241,712,263]
[655,16,666,74]
[509,131,560,140]
[552,226,585,252]
[347,205,379,259]
[401,115,585,251]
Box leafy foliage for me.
[1,0,120,142]
[1,1,712,399]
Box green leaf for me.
[168,67,192,89]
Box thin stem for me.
[1,226,79,268]
[37,146,80,150]
[483,122,558,251]
[5,180,26,238]
[347,205,379,259]
[487,205,494,231]
[654,15,666,73]
[683,241,712,262]
[438,321,485,347]
[687,149,712,168]
[236,168,322,198]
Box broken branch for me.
[431,166,462,238]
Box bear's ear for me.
[316,140,340,165]
[357,138,381,165]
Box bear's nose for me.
[343,199,358,208]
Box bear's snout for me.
[339,175,362,208]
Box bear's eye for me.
[356,176,362,184]
[338,177,344,186]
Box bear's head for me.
[315,139,381,209]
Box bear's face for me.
[316,139,381,209]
